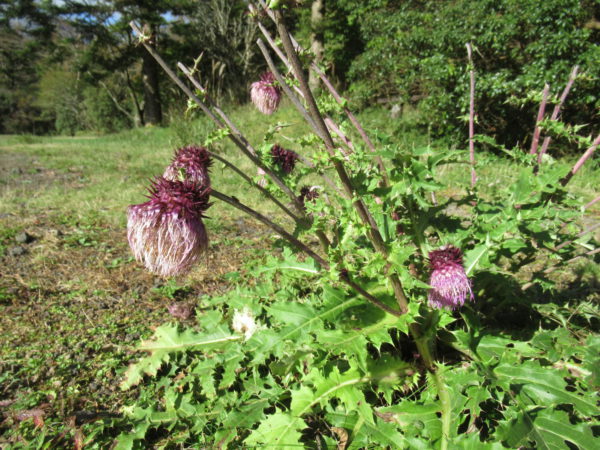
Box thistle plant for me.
[120,5,599,448]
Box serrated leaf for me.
[464,240,490,275]
[213,399,268,448]
[290,365,373,424]
[244,411,306,449]
[349,416,408,449]
[120,349,170,390]
[268,302,317,326]
[498,408,597,449]
[121,324,241,390]
[139,324,241,352]
[495,362,596,417]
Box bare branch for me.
[538,66,579,163]
[530,83,550,155]
[560,134,600,186]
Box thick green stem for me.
[433,369,452,450]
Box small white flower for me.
[232,307,260,340]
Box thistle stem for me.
[466,43,476,188]
[208,151,300,223]
[255,1,390,186]
[271,8,410,314]
[253,13,356,157]
[433,369,452,450]
[211,189,402,317]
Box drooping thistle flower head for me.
[127,177,211,277]
[271,144,299,174]
[163,145,211,187]
[250,71,282,115]
[427,245,474,310]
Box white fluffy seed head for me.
[232,307,259,340]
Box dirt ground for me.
[0,148,273,442]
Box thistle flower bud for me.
[250,72,282,115]
[298,185,320,208]
[127,177,211,277]
[427,245,474,310]
[167,302,193,320]
[163,145,211,187]
[271,144,299,174]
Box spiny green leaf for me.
[290,365,373,424]
[244,411,306,449]
[498,408,597,449]
[139,324,241,352]
[495,362,597,417]
[120,349,170,390]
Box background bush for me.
[343,0,600,147]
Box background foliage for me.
[1,0,598,152]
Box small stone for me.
[15,232,34,244]
[9,246,26,256]
[390,104,403,119]
[48,229,63,238]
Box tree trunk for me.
[308,0,325,92]
[141,26,162,125]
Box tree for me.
[0,0,55,133]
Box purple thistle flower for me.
[427,245,474,310]
[298,186,320,208]
[250,72,282,115]
[163,145,211,187]
[127,177,211,277]
[271,144,299,174]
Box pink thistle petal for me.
[427,245,474,310]
[250,71,282,115]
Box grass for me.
[0,103,598,446]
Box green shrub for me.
[83,86,130,133]
[345,0,599,148]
